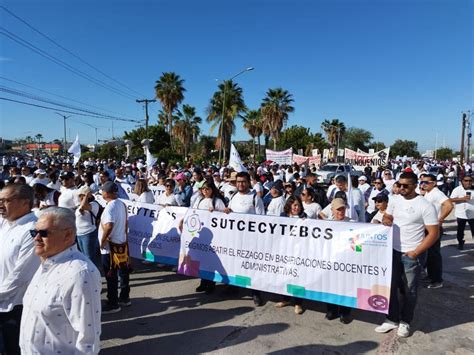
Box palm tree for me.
[260,88,294,150]
[154,72,186,147]
[321,119,346,149]
[242,109,262,157]
[35,133,43,144]
[173,104,202,158]
[206,80,246,161]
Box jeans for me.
[0,305,22,355]
[77,229,101,272]
[456,218,474,244]
[101,254,130,305]
[387,250,421,324]
[426,228,443,283]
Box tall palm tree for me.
[206,80,246,160]
[35,133,43,144]
[260,88,294,150]
[173,104,202,158]
[321,119,346,148]
[242,109,262,157]
[154,72,186,147]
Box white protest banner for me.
[266,148,293,165]
[312,149,319,157]
[292,154,308,165]
[323,149,330,163]
[357,148,367,154]
[119,183,138,200]
[178,210,393,313]
[229,144,247,172]
[308,155,321,167]
[149,185,166,203]
[344,148,390,170]
[123,199,187,265]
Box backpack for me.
[89,201,105,228]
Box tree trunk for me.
[168,111,173,148]
[252,136,256,158]
[257,135,261,156]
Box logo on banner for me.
[350,234,362,252]
[184,212,203,236]
[342,230,388,250]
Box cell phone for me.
[467,191,471,199]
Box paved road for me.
[100,215,474,354]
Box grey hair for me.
[39,207,77,236]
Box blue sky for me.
[1,0,472,152]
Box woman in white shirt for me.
[158,179,178,206]
[134,178,155,204]
[300,187,321,219]
[75,185,101,271]
[192,179,226,294]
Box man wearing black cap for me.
[99,181,130,314]
[58,171,77,210]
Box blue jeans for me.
[101,254,130,305]
[387,250,421,324]
[77,229,101,272]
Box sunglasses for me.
[463,179,472,182]
[374,182,382,185]
[419,181,434,185]
[399,183,413,189]
[30,229,49,238]
[301,192,308,196]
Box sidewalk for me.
[100,214,474,354]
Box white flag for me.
[67,134,81,165]
[346,173,358,221]
[229,144,247,172]
[145,146,157,171]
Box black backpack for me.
[89,201,105,228]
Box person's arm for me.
[100,222,114,249]
[382,212,393,226]
[438,200,454,224]
[405,224,439,259]
[450,196,470,203]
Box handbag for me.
[106,201,133,276]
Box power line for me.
[0,27,136,100]
[0,97,140,123]
[0,85,139,122]
[0,76,134,118]
[1,5,146,98]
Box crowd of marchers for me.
[0,153,473,354]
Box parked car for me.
[316,164,363,186]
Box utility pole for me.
[461,112,467,165]
[467,111,472,163]
[136,99,156,138]
[55,113,73,155]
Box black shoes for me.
[196,283,207,292]
[253,294,263,307]
[458,241,465,250]
[339,314,352,324]
[325,311,338,321]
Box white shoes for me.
[375,321,398,333]
[397,322,410,337]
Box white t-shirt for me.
[98,199,127,254]
[371,210,385,224]
[386,195,438,252]
[266,196,286,216]
[228,191,265,215]
[138,191,155,204]
[423,187,449,218]
[303,202,321,219]
[58,188,77,210]
[75,202,100,235]
[158,193,178,206]
[222,183,238,201]
[450,185,474,219]
[192,197,226,212]
[320,204,333,220]
[359,183,370,195]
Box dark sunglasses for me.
[30,229,49,238]
[301,192,308,196]
[419,181,434,185]
[399,183,413,189]
[463,179,472,182]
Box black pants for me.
[326,303,350,316]
[426,228,443,283]
[282,295,302,306]
[102,254,130,305]
[0,305,22,355]
[456,218,474,244]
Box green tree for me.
[242,109,263,157]
[193,135,218,161]
[307,132,329,156]
[277,125,313,152]
[367,141,387,151]
[390,139,420,158]
[435,147,455,160]
[123,125,171,160]
[260,88,295,150]
[35,133,43,143]
[206,80,246,160]
[321,119,346,149]
[343,127,373,151]
[173,104,202,158]
[154,72,186,147]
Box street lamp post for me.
[55,113,73,155]
[218,66,254,164]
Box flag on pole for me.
[67,134,81,166]
[346,173,358,221]
[229,143,247,172]
[145,146,157,171]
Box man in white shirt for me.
[358,175,370,194]
[0,184,39,355]
[450,175,474,250]
[266,180,286,216]
[20,207,101,354]
[376,172,438,338]
[99,182,130,314]
[57,171,77,210]
[420,174,453,289]
[224,172,265,306]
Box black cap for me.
[271,180,284,193]
[102,181,118,193]
[59,171,75,180]
[372,193,389,203]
